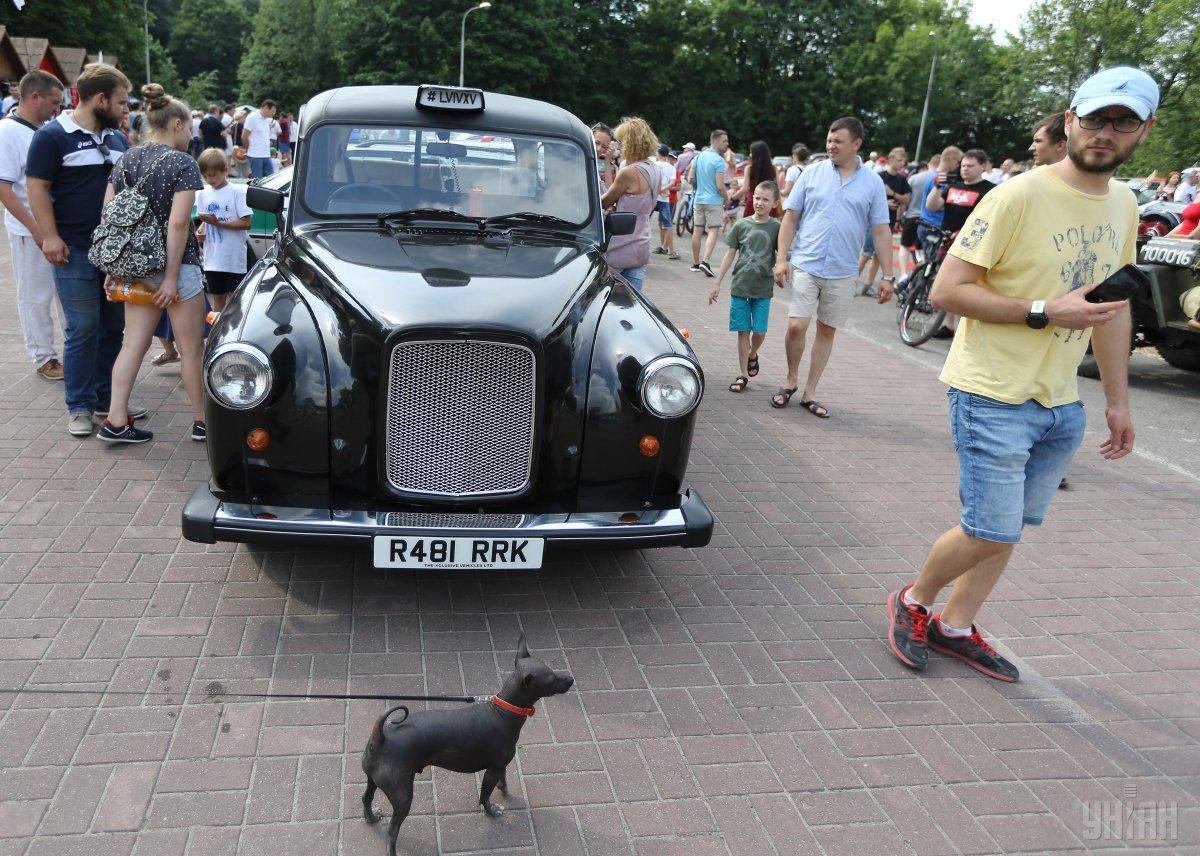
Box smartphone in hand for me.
[1084,264,1149,303]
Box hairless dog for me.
[361,634,574,855]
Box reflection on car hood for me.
[289,227,604,336]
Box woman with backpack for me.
[92,83,207,444]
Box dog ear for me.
[523,674,534,687]
[515,632,530,664]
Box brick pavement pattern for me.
[1,239,1198,855]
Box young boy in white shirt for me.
[195,148,252,311]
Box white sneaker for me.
[68,413,93,437]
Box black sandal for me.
[771,386,798,408]
[800,399,830,418]
[747,355,760,377]
[729,376,749,393]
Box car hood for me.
[285,227,603,337]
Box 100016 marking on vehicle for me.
[373,536,545,570]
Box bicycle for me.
[675,190,695,236]
[897,221,953,347]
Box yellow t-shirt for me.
[939,166,1138,407]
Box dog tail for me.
[367,704,409,754]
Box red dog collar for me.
[491,695,535,717]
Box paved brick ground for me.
[1,237,1198,855]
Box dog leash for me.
[0,686,483,703]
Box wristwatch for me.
[881,275,896,283]
[1025,299,1049,329]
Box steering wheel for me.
[326,183,405,206]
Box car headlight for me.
[639,356,702,418]
[206,343,273,410]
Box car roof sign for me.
[417,85,485,113]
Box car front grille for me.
[384,339,536,499]
[382,512,526,529]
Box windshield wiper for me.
[377,208,481,227]
[482,212,577,230]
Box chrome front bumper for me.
[181,485,713,550]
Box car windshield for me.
[300,124,592,226]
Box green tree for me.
[169,0,249,95]
[1002,0,1199,171]
[238,0,337,108]
[0,0,144,65]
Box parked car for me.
[1139,199,1185,239]
[182,84,714,568]
[1078,236,1200,377]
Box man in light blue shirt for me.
[686,129,731,276]
[771,116,893,418]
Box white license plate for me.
[373,535,543,570]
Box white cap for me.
[683,142,696,150]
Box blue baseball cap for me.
[1070,66,1159,121]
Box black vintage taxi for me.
[181,84,713,569]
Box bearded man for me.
[27,63,133,438]
[884,67,1158,682]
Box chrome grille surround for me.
[384,339,536,499]
[383,512,526,529]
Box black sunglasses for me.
[97,140,113,176]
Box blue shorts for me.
[948,389,1086,543]
[729,296,771,334]
[617,265,646,292]
[654,200,672,226]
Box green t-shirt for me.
[725,217,780,299]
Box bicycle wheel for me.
[899,272,947,347]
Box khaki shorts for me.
[695,203,725,230]
[788,268,855,328]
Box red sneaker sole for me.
[885,592,924,670]
[926,639,1017,682]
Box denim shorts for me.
[729,295,770,333]
[654,200,672,226]
[146,264,205,302]
[617,265,646,292]
[948,389,1086,543]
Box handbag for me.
[88,146,174,280]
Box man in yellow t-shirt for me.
[885,67,1159,683]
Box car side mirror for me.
[606,212,636,237]
[247,184,285,215]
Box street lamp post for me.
[459,2,492,88]
[143,0,151,85]
[914,31,937,165]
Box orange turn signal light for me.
[678,327,690,339]
[205,310,219,325]
[618,512,640,525]
[246,429,270,452]
[638,435,660,457]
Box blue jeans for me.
[52,249,124,414]
[618,265,646,292]
[948,389,1086,543]
[249,157,275,178]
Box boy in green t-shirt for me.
[709,181,782,391]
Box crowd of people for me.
[0,63,280,444]
[593,65,1169,685]
[0,55,1189,687]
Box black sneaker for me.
[191,420,206,442]
[96,420,153,444]
[698,260,715,277]
[653,246,668,255]
[926,616,1019,682]
[689,263,703,272]
[886,584,929,670]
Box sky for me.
[969,0,1037,40]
